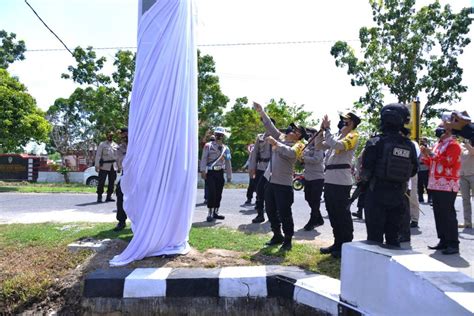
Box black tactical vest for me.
[374,135,414,183]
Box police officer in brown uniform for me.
[248,122,274,223]
[302,129,325,230]
[114,128,128,231]
[95,131,118,203]
[318,111,360,258]
[200,127,232,222]
[253,101,306,251]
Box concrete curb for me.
[83,265,360,315]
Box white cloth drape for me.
[109,0,197,266]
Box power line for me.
[24,39,360,53]
[24,0,74,56]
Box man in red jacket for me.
[421,124,462,255]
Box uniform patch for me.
[392,147,410,158]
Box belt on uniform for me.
[208,166,224,171]
[101,160,116,163]
[258,158,270,163]
[325,164,351,171]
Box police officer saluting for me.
[248,119,275,223]
[200,127,232,222]
[253,101,306,251]
[360,104,418,247]
[95,131,119,203]
[318,110,360,258]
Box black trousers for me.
[116,180,127,223]
[365,183,405,246]
[304,179,324,220]
[432,190,459,248]
[254,170,266,211]
[246,176,257,200]
[206,170,225,208]
[97,166,116,197]
[399,190,411,240]
[417,170,431,202]
[324,183,353,249]
[265,183,294,237]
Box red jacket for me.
[422,136,461,192]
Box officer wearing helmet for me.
[200,127,232,222]
[360,104,418,247]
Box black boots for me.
[280,236,292,251]
[252,209,265,223]
[265,233,284,246]
[105,195,115,202]
[207,208,224,222]
[303,215,324,231]
[97,195,103,203]
[113,221,126,231]
[213,208,225,220]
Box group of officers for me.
[200,101,472,258]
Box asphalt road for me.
[0,189,472,277]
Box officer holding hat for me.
[360,104,418,247]
[200,127,232,222]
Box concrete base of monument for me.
[82,266,359,315]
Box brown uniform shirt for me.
[249,133,272,172]
[200,141,232,179]
[95,140,118,171]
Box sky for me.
[1,0,473,127]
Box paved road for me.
[0,189,472,277]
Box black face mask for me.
[285,126,294,135]
[215,134,224,141]
[337,120,346,130]
[435,127,446,138]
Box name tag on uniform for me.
[393,147,410,158]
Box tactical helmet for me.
[380,103,410,130]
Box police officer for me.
[248,119,275,223]
[318,111,360,258]
[253,101,306,251]
[360,104,418,247]
[302,129,325,230]
[114,128,128,231]
[95,131,119,203]
[200,127,232,222]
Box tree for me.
[48,47,135,156]
[0,69,50,152]
[198,50,229,145]
[224,98,316,169]
[330,0,472,127]
[0,30,26,69]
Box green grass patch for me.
[0,182,96,193]
[0,223,340,313]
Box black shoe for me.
[203,199,208,204]
[303,218,316,231]
[320,244,336,254]
[279,239,292,251]
[331,250,341,258]
[428,243,447,250]
[244,199,252,205]
[97,196,103,203]
[213,210,225,220]
[314,217,324,227]
[265,234,284,246]
[441,247,459,255]
[105,197,115,202]
[113,222,126,231]
[252,214,265,223]
[410,221,419,228]
[206,209,214,222]
[351,212,362,219]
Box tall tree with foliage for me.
[0,69,50,152]
[330,0,472,126]
[198,50,229,145]
[0,30,26,69]
[224,97,316,169]
[48,47,135,156]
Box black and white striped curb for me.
[84,265,362,315]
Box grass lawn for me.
[0,223,340,313]
[0,181,246,193]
